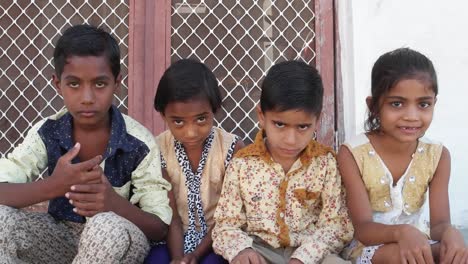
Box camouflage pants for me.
[0,205,150,264]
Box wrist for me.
[393,224,411,241]
[42,176,65,199]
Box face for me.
[376,78,436,143]
[162,98,214,150]
[53,55,120,130]
[258,107,319,164]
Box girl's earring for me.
[313,131,317,140]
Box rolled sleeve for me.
[212,158,253,262]
[291,154,354,263]
[0,120,48,183]
[129,143,172,225]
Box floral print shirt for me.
[212,131,353,264]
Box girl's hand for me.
[397,225,434,264]
[170,252,199,264]
[440,226,468,264]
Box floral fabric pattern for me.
[212,131,353,264]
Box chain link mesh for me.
[0,0,129,158]
[171,0,316,143]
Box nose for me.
[283,129,297,146]
[81,85,95,105]
[185,123,198,139]
[403,105,419,121]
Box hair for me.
[53,24,121,80]
[154,58,221,114]
[365,47,438,132]
[260,60,324,116]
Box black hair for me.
[260,60,323,116]
[366,48,438,132]
[154,58,221,114]
[53,24,121,80]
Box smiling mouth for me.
[398,126,422,134]
[399,126,420,130]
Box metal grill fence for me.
[1,0,318,155]
[171,0,316,143]
[0,0,129,158]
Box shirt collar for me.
[52,105,135,158]
[235,129,334,168]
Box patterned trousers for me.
[0,205,150,264]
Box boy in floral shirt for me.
[212,61,353,264]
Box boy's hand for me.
[66,174,119,217]
[440,226,468,264]
[50,143,102,195]
[232,248,267,264]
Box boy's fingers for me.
[66,192,96,202]
[70,200,98,210]
[70,183,103,193]
[101,174,111,185]
[80,169,102,184]
[61,142,81,162]
[77,155,103,171]
[73,208,98,217]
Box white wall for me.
[339,0,468,227]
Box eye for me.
[419,102,431,108]
[390,101,403,108]
[68,82,79,88]
[95,81,107,88]
[274,122,285,128]
[298,125,310,131]
[173,120,184,126]
[196,116,207,123]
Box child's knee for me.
[83,212,140,241]
[0,205,19,229]
[0,205,20,246]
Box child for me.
[145,59,244,264]
[338,48,468,263]
[0,24,171,263]
[212,60,353,264]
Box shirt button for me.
[279,212,285,218]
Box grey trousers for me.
[251,236,351,264]
[0,205,150,264]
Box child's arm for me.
[290,153,353,263]
[427,147,468,263]
[212,158,253,262]
[174,226,215,264]
[162,169,185,262]
[68,142,172,241]
[338,145,434,263]
[0,127,102,208]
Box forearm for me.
[167,214,185,260]
[192,226,215,259]
[0,179,60,208]
[112,194,168,241]
[430,222,454,241]
[355,222,412,245]
[212,220,252,261]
